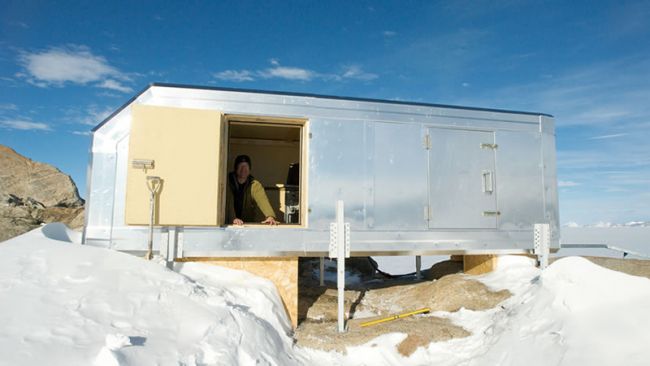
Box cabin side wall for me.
[84,86,557,255]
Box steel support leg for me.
[319,256,325,287]
[336,200,346,333]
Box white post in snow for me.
[329,200,349,333]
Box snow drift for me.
[0,225,303,365]
[1,224,649,365]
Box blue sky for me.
[1,0,649,224]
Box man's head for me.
[234,154,252,180]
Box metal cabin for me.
[83,83,559,260]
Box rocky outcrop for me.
[0,145,85,242]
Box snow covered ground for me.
[0,224,302,365]
[1,224,650,365]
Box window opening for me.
[224,119,304,226]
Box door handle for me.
[482,170,494,194]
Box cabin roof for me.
[92,82,553,132]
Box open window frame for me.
[218,114,309,228]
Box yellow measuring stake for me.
[359,308,431,327]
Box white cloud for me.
[340,65,378,81]
[10,21,29,29]
[260,65,315,81]
[72,130,92,136]
[64,105,114,126]
[387,29,491,77]
[558,180,581,187]
[213,60,378,83]
[0,120,51,131]
[460,58,650,128]
[96,79,133,93]
[0,103,17,111]
[383,30,397,37]
[18,45,133,92]
[213,70,255,82]
[80,105,114,126]
[589,133,628,140]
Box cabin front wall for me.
[83,86,559,256]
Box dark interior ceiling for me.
[229,123,300,141]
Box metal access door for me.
[427,127,498,229]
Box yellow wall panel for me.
[125,104,223,226]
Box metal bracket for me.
[345,223,350,258]
[329,223,337,257]
[132,159,155,171]
[176,227,184,259]
[329,222,350,258]
[534,223,551,269]
[482,211,501,216]
[331,200,350,333]
[480,143,498,149]
[423,134,431,150]
[165,227,180,269]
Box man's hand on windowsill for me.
[261,217,279,225]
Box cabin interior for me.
[225,118,304,225]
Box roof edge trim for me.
[92,82,554,132]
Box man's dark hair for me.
[234,154,252,170]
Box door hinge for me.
[480,143,498,150]
[423,134,431,150]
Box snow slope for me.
[1,224,650,365]
[457,256,650,365]
[0,225,303,365]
